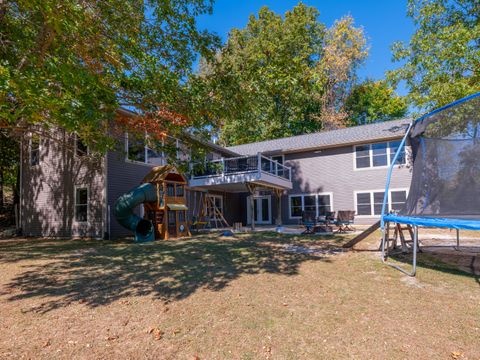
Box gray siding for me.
[106,147,155,238]
[280,143,411,225]
[21,130,105,238]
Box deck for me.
[188,154,292,192]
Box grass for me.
[0,232,479,359]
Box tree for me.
[0,0,220,151]
[0,130,18,209]
[344,80,407,126]
[388,0,480,111]
[314,16,368,129]
[201,4,326,145]
[200,5,369,145]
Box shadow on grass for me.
[0,232,344,313]
[389,250,480,285]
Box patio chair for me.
[301,211,317,234]
[335,210,356,233]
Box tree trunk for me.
[0,168,4,210]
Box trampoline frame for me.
[380,92,480,276]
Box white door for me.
[247,196,271,225]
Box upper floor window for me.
[354,141,406,169]
[126,134,146,163]
[30,134,40,166]
[125,133,175,165]
[75,135,88,157]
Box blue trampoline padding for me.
[383,215,480,230]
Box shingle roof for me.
[226,118,412,155]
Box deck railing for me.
[191,153,292,181]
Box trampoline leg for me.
[411,225,417,276]
[381,223,418,277]
[381,222,387,261]
[455,229,460,251]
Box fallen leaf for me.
[192,356,200,360]
[451,351,464,359]
[154,329,164,340]
[105,335,119,341]
[43,340,51,348]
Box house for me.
[19,111,412,239]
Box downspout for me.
[103,151,108,240]
[18,137,23,234]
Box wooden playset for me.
[142,165,191,240]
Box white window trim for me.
[74,185,89,224]
[353,141,407,171]
[288,192,334,219]
[246,194,272,225]
[29,134,41,167]
[125,132,177,166]
[354,188,409,218]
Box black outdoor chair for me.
[335,210,356,233]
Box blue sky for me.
[197,0,414,95]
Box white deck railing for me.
[190,153,292,182]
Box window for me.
[75,187,88,222]
[178,210,186,222]
[30,135,40,166]
[389,141,406,164]
[289,193,333,218]
[290,196,303,217]
[390,190,407,212]
[126,134,146,163]
[75,135,88,157]
[176,184,184,197]
[355,145,370,169]
[125,133,178,165]
[166,183,175,197]
[146,138,165,165]
[355,190,407,216]
[354,142,406,169]
[303,195,316,214]
[372,143,388,167]
[317,194,331,215]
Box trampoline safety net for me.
[400,94,480,220]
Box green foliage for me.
[198,4,368,145]
[0,0,220,151]
[0,130,18,186]
[0,130,19,207]
[388,0,480,111]
[345,80,408,126]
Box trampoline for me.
[381,92,480,276]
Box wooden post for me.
[246,183,256,231]
[274,189,282,226]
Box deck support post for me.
[274,188,283,226]
[246,183,257,231]
[455,228,460,251]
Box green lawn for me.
[0,232,478,359]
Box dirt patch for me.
[0,232,479,359]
